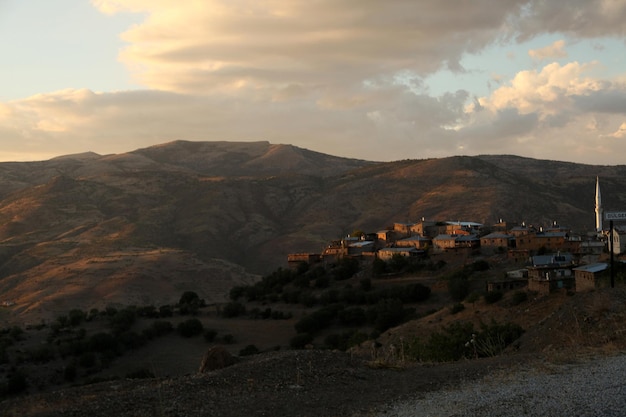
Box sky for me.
[1,0,626,164]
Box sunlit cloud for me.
[529,40,568,60]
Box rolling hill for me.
[0,140,624,323]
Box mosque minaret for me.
[595,176,603,233]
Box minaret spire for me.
[595,176,603,233]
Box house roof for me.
[397,236,431,242]
[480,232,513,239]
[378,247,422,253]
[531,253,573,266]
[573,263,608,273]
[348,241,374,248]
[535,232,568,238]
[456,234,479,242]
[433,234,458,241]
[445,221,483,227]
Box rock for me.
[199,346,239,373]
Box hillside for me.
[0,140,625,323]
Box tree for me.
[177,318,204,338]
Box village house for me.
[395,235,431,250]
[432,234,458,251]
[347,240,376,256]
[392,222,414,238]
[432,234,479,251]
[573,262,609,292]
[527,253,576,295]
[287,253,322,269]
[376,229,403,243]
[377,247,425,261]
[480,232,514,253]
[516,231,568,252]
[409,219,438,237]
[486,277,528,293]
[509,224,536,237]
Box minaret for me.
[595,176,603,233]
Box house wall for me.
[528,277,575,295]
[575,270,597,292]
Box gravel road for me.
[377,353,626,417]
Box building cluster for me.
[288,217,613,296]
[288,177,625,296]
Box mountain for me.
[0,140,624,323]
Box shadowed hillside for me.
[0,140,625,323]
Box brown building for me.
[395,235,431,250]
[573,263,609,292]
[527,253,575,295]
[480,232,514,252]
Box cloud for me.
[3,1,626,165]
[460,60,626,162]
[529,40,568,60]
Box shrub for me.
[368,298,408,332]
[221,301,246,318]
[68,309,87,326]
[290,333,313,349]
[64,364,77,382]
[126,368,155,379]
[405,320,524,362]
[5,369,28,396]
[511,291,528,306]
[204,329,218,342]
[450,303,465,314]
[484,291,503,304]
[239,344,260,356]
[177,319,204,338]
[142,320,173,339]
[159,305,174,318]
[447,274,470,302]
[359,278,372,292]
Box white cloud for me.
[529,40,568,60]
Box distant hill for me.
[0,140,624,323]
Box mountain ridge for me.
[0,140,623,323]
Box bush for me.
[221,301,246,318]
[447,274,470,302]
[204,329,218,342]
[142,320,173,339]
[405,320,524,362]
[64,364,77,382]
[290,333,313,349]
[126,368,155,379]
[239,344,260,356]
[68,309,87,326]
[511,291,528,306]
[5,369,28,396]
[484,291,503,304]
[177,319,204,338]
[450,303,465,314]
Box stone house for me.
[377,247,425,261]
[432,234,458,250]
[409,220,437,237]
[574,263,609,292]
[486,278,528,293]
[287,253,322,269]
[395,235,431,250]
[527,253,576,295]
[480,232,514,252]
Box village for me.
[287,178,626,297]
